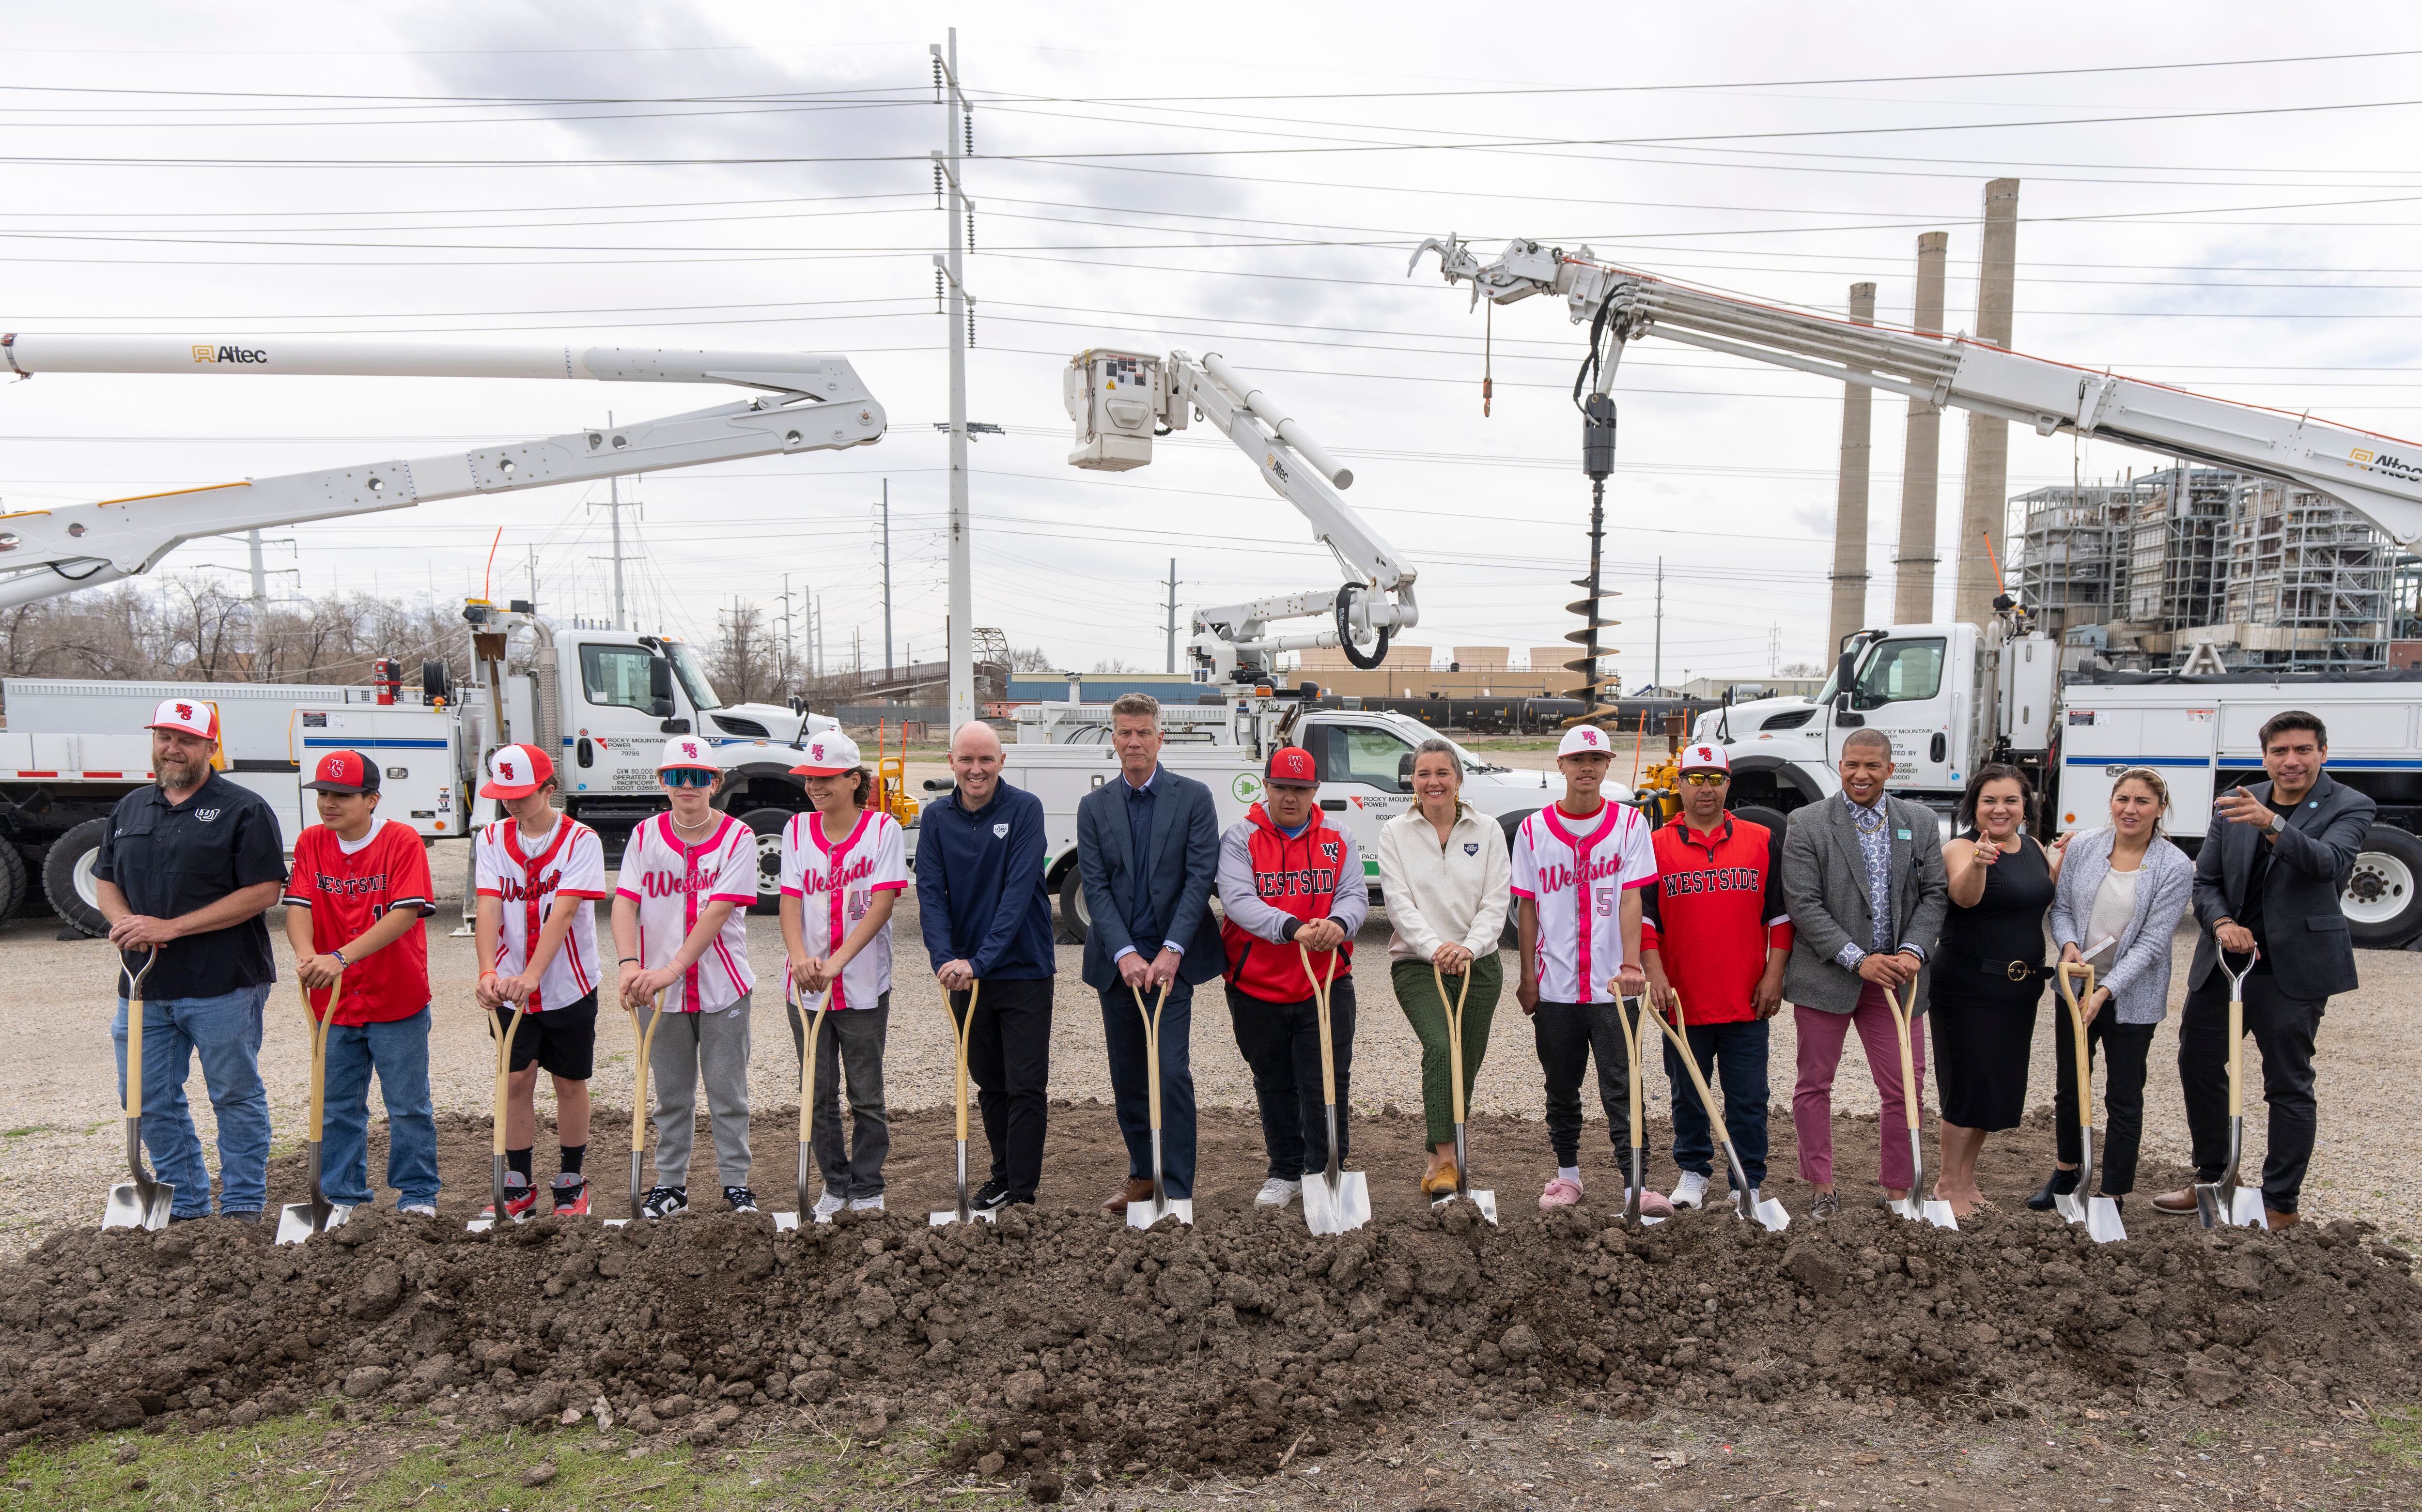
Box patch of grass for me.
[0,1406,973,1511]
[2,1126,50,1139]
[2370,1405,2422,1469]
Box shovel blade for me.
[1126,1197,1192,1230]
[2192,1183,2224,1228]
[930,1208,997,1228]
[2052,1190,2086,1225]
[2229,1188,2269,1230]
[1429,1188,1500,1226]
[103,1180,174,1233]
[1920,1198,1960,1231]
[1302,1170,1370,1236]
[1748,1192,1792,1234]
[274,1202,326,1246]
[2084,1196,2126,1244]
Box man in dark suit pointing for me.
[1077,693,1226,1212]
[2153,710,2375,1228]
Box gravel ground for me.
[2,836,2415,1257]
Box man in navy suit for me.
[1077,692,1226,1211]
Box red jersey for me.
[1639,814,1794,1027]
[282,818,435,1025]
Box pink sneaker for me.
[1632,1188,1676,1218]
[1538,1176,1584,1211]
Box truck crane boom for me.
[1412,236,2422,549]
[0,335,887,608]
[1064,347,1418,682]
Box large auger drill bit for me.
[1564,392,1620,727]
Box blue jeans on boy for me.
[1662,1017,1771,1189]
[320,1007,440,1210]
[112,983,274,1218]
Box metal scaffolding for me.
[2007,481,2143,636]
[2220,482,2391,672]
[2124,466,2236,634]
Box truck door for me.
[1837,634,1955,792]
[569,640,676,800]
[1305,719,1414,894]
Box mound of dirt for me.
[4,1172,2418,1487]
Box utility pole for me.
[933,31,976,732]
[1652,556,1665,694]
[777,574,797,690]
[880,478,895,675]
[247,529,268,609]
[586,411,643,631]
[1164,558,1179,674]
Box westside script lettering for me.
[795,852,878,896]
[493,870,562,902]
[1530,851,1634,896]
[634,867,714,899]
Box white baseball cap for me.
[146,696,219,741]
[657,735,719,773]
[1557,724,1614,759]
[1677,741,1731,774]
[789,730,863,777]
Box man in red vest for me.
[1217,746,1369,1210]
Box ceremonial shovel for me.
[2194,948,2268,1231]
[1644,990,1789,1233]
[1611,992,1663,1230]
[2053,961,2128,1245]
[1882,977,1958,1230]
[603,992,667,1230]
[931,981,994,1227]
[275,981,352,1244]
[1295,945,1369,1236]
[102,947,175,1233]
[466,993,532,1233]
[773,985,835,1232]
[1428,963,1495,1225]
[1125,980,1192,1230]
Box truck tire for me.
[43,818,112,939]
[2344,823,2422,949]
[736,807,794,916]
[0,842,25,921]
[1057,865,1091,945]
[1731,803,1791,839]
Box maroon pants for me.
[1792,981,1927,1189]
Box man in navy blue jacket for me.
[917,721,1056,1209]
[1076,693,1226,1211]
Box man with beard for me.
[94,698,288,1222]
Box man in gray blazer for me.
[2152,710,2375,1228]
[1077,693,1226,1212]
[1778,727,1949,1220]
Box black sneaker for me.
[640,1185,688,1219]
[971,1179,1013,1213]
[724,1186,759,1214]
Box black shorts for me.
[493,992,598,1080]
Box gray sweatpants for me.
[788,992,889,1199]
[648,995,754,1190]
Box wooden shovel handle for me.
[627,992,665,1157]
[1130,981,1168,1134]
[950,981,980,1144]
[299,981,342,1143]
[1298,944,1342,1108]
[1431,964,1473,1126]
[2056,959,2097,1127]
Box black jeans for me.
[1225,978,1354,1181]
[1533,999,1635,1168]
[952,978,1053,1202]
[2178,973,2324,1213]
[2051,1012,2155,1196]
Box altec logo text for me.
[191,345,268,364]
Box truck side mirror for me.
[661,718,691,735]
[1397,751,1415,792]
[649,655,675,719]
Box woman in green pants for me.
[1374,738,1513,1196]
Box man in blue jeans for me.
[94,698,288,1222]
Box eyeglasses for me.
[660,768,717,788]
[1679,771,1728,787]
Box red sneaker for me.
[480,1180,538,1222]
[550,1175,590,1217]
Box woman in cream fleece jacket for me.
[1374,739,1513,1195]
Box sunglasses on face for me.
[660,769,716,789]
[1680,771,1728,787]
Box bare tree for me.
[1090,656,1139,674]
[1006,643,1056,672]
[709,599,778,706]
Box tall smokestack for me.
[1827,282,1877,656]
[1953,178,2020,625]
[1892,231,1949,623]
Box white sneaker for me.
[1255,1178,1303,1208]
[849,1194,885,1213]
[811,1190,846,1220]
[1670,1171,1708,1210]
[400,1203,437,1218]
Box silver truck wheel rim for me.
[2343,849,2413,927]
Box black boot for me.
[2025,1168,2079,1212]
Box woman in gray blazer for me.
[2033,768,2194,1212]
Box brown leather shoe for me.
[1101,1177,1154,1214]
[2149,1185,2199,1216]
[2267,1208,2300,1230]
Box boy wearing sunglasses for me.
[473,744,611,1218]
[613,738,762,1218]
[1638,743,1791,1212]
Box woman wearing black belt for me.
[1928,764,2059,1217]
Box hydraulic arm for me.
[0,336,887,607]
[1413,236,2422,548]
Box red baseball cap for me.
[303,749,381,794]
[479,743,555,799]
[1263,745,1318,788]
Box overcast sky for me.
[7,3,2421,685]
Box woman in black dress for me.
[1928,764,2060,1217]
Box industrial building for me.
[2005,465,2417,673]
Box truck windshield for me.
[667,643,725,712]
